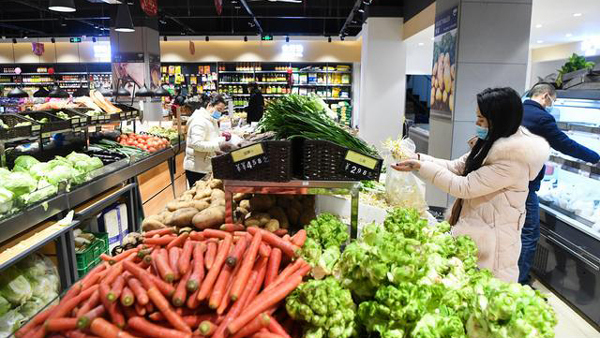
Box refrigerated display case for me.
[532,90,600,329]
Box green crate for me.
[75,232,109,271]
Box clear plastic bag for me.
[383,138,428,213]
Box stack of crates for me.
[75,232,109,278]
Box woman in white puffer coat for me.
[393,87,550,282]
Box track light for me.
[51,37,56,43]
[163,36,167,41]
[340,35,345,41]
[115,3,135,33]
[33,87,49,98]
[285,36,290,43]
[244,36,248,42]
[12,38,17,44]
[49,0,76,12]
[206,36,209,42]
[328,36,332,43]
[49,84,69,98]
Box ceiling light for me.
[206,36,210,42]
[328,36,332,43]
[535,24,542,28]
[135,85,154,97]
[566,33,572,37]
[49,85,69,98]
[114,86,131,97]
[115,3,135,33]
[154,85,171,97]
[244,36,248,42]
[99,87,114,97]
[418,42,424,46]
[49,0,76,12]
[573,13,582,17]
[163,36,167,41]
[537,40,544,43]
[33,87,49,98]
[7,87,29,98]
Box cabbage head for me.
[0,187,14,214]
[0,266,32,306]
[67,152,103,173]
[0,296,10,317]
[28,162,51,180]
[13,155,40,173]
[45,165,76,186]
[0,309,25,337]
[0,168,10,183]
[3,173,37,197]
[18,297,46,319]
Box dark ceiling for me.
[0,0,412,39]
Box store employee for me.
[518,83,600,285]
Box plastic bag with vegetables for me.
[0,188,14,214]
[0,266,32,306]
[0,309,25,338]
[383,138,427,212]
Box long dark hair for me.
[463,87,523,175]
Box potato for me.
[235,207,249,220]
[211,199,226,208]
[169,207,199,227]
[162,211,174,225]
[239,200,251,211]
[194,186,212,200]
[192,206,226,229]
[167,201,180,212]
[431,87,436,105]
[299,209,317,226]
[141,218,167,232]
[180,193,194,202]
[435,88,442,102]
[244,216,261,227]
[209,179,223,190]
[250,195,275,212]
[252,213,270,226]
[286,206,300,226]
[211,189,225,201]
[268,206,289,229]
[265,219,280,232]
[193,200,211,211]
[194,180,207,191]
[233,193,249,202]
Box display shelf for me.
[549,155,600,180]
[219,70,254,74]
[254,70,289,74]
[256,82,288,85]
[293,70,352,74]
[323,97,352,101]
[219,82,253,85]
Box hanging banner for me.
[431,6,458,119]
[214,0,223,15]
[31,42,45,56]
[189,41,196,55]
[140,0,157,17]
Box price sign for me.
[231,143,269,174]
[340,150,379,179]
[31,124,41,132]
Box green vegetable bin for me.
[76,232,109,278]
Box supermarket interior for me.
[0,0,600,337]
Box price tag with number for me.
[231,143,269,174]
[31,124,41,132]
[340,150,380,179]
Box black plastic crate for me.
[66,107,111,125]
[48,109,90,129]
[212,140,292,182]
[0,113,40,140]
[294,138,383,181]
[19,111,71,136]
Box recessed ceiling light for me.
[566,33,572,37]
[535,24,542,28]
[418,42,424,46]
[573,13,582,17]
[537,40,544,43]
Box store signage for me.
[31,42,45,56]
[340,150,379,179]
[70,37,82,43]
[140,0,157,16]
[430,6,458,120]
[231,143,269,173]
[261,34,274,41]
[282,44,303,58]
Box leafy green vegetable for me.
[0,309,25,337]
[13,156,40,173]
[306,213,349,249]
[557,53,595,86]
[0,266,32,306]
[28,162,51,181]
[45,165,76,186]
[0,187,14,214]
[259,94,377,156]
[3,172,37,197]
[66,152,103,173]
[286,277,356,338]
[0,296,10,317]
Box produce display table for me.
[223,180,361,238]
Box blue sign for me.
[434,6,458,37]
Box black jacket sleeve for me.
[537,114,600,163]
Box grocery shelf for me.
[293,70,352,74]
[254,70,289,74]
[556,121,600,135]
[323,97,352,101]
[293,83,352,87]
[230,93,251,97]
[263,94,286,97]
[548,154,600,180]
[540,203,600,244]
[219,71,254,74]
[256,82,288,85]
[219,82,253,85]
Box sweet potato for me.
[209,179,223,189]
[192,206,226,229]
[169,208,200,227]
[250,195,274,212]
[180,193,194,202]
[257,213,271,226]
[194,186,213,200]
[267,207,289,229]
[211,199,226,208]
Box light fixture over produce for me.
[33,87,49,98]
[115,3,135,33]
[134,85,154,97]
[153,85,171,97]
[7,87,29,98]
[48,0,76,12]
[48,85,70,98]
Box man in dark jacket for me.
[246,82,264,124]
[519,83,600,284]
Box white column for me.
[358,17,406,150]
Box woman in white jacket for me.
[184,94,232,186]
[393,87,550,282]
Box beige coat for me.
[419,127,550,282]
[184,108,224,173]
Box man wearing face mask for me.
[184,93,237,187]
[518,83,600,285]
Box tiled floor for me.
[533,281,600,338]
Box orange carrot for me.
[290,229,306,247]
[230,231,262,301]
[80,264,107,288]
[266,258,306,291]
[45,318,78,332]
[128,316,192,338]
[155,248,176,282]
[189,231,205,241]
[121,286,135,307]
[167,232,190,250]
[50,284,99,320]
[252,332,284,338]
[103,263,124,286]
[169,246,182,281]
[147,287,191,333]
[198,235,233,301]
[198,321,217,336]
[107,275,126,302]
[144,227,176,237]
[126,277,149,305]
[173,269,192,307]
[89,318,121,338]
[259,243,271,257]
[144,235,177,246]
[233,231,248,237]
[123,261,155,290]
[242,256,269,310]
[246,228,299,257]
[27,326,46,338]
[205,240,217,270]
[228,275,303,335]
[140,255,153,269]
[187,289,201,309]
[210,236,247,309]
[282,235,291,242]
[76,304,105,329]
[216,271,235,315]
[101,284,125,328]
[203,229,232,239]
[101,248,140,265]
[230,313,270,338]
[178,240,194,275]
[221,223,245,232]
[212,270,258,338]
[135,302,147,316]
[267,316,291,338]
[76,289,100,318]
[264,248,282,287]
[16,304,56,337]
[148,273,176,297]
[187,243,206,292]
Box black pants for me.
[186,171,206,188]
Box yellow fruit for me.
[444,53,450,68]
[432,62,438,78]
[435,88,442,102]
[444,66,452,93]
[431,87,436,104]
[449,93,454,112]
[450,64,456,79]
[443,90,448,103]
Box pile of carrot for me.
[16,226,309,338]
